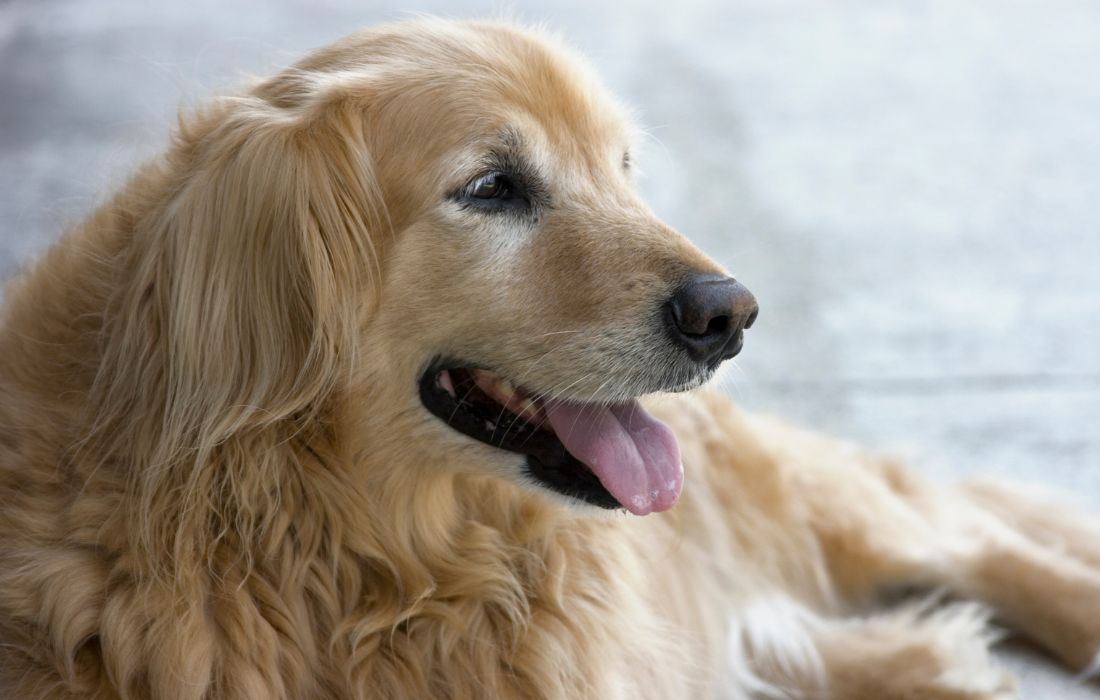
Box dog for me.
[1,18,1098,699]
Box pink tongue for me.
[544,399,682,515]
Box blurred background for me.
[2,0,1098,695]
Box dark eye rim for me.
[456,170,530,212]
[470,172,512,199]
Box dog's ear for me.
[90,93,383,555]
[151,100,380,438]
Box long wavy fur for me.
[8,17,1090,700]
[0,22,696,699]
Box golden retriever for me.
[1,18,1098,700]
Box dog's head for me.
[154,20,756,517]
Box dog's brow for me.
[476,130,550,208]
[488,129,532,167]
[498,129,523,150]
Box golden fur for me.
[1,19,1098,699]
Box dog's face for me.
[283,22,757,514]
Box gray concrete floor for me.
[2,1,1098,696]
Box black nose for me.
[665,275,759,365]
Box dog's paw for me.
[936,670,1018,700]
[925,607,1019,700]
[818,601,1020,699]
[1074,650,1100,685]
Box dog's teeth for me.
[438,370,456,397]
[485,420,496,431]
[497,380,516,399]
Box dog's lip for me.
[422,364,555,447]
[417,360,621,510]
[445,367,552,433]
[417,359,685,515]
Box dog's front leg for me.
[769,421,1100,682]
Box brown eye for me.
[470,173,509,199]
[458,170,529,212]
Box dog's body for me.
[1,19,1098,699]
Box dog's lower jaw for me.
[523,454,620,510]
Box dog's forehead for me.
[294,21,636,198]
[439,28,634,178]
[347,21,633,163]
[483,28,632,156]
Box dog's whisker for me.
[512,375,595,450]
[516,373,602,443]
[446,377,484,428]
[529,329,582,339]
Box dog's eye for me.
[459,171,530,213]
[470,173,511,200]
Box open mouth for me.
[418,361,683,515]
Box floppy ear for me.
[148,100,381,441]
[89,94,383,562]
[159,101,379,438]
